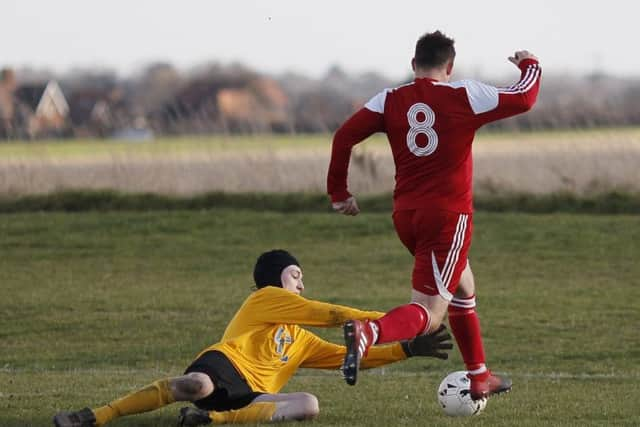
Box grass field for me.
[1,209,638,426]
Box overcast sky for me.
[3,0,639,80]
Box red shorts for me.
[392,209,472,301]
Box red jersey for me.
[327,58,541,213]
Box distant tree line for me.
[0,63,638,140]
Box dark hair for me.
[414,31,456,69]
[253,249,300,289]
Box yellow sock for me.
[92,379,175,426]
[210,402,277,424]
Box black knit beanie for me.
[253,249,300,289]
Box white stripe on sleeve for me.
[498,64,541,94]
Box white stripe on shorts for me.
[442,214,468,288]
[431,214,468,301]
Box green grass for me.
[0,134,338,159]
[1,210,638,426]
[1,126,638,158]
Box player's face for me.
[281,265,304,295]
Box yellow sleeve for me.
[299,329,407,370]
[299,330,347,369]
[249,287,384,327]
[361,344,408,369]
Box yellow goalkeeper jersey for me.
[196,286,408,393]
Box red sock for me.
[448,296,489,379]
[374,303,430,344]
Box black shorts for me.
[184,350,263,411]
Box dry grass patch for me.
[0,129,639,196]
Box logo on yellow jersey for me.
[274,326,293,362]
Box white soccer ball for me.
[437,371,487,416]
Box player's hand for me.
[508,50,538,66]
[332,196,360,216]
[401,325,453,360]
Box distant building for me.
[217,78,290,133]
[0,68,18,138]
[13,80,70,138]
[67,87,137,138]
[154,73,291,134]
[68,89,114,137]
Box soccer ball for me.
[437,371,487,416]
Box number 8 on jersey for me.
[407,102,438,157]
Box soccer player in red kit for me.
[326,30,541,400]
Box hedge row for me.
[0,191,639,214]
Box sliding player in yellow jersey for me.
[53,250,452,427]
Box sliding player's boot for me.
[342,319,375,385]
[53,408,96,427]
[177,406,212,427]
[469,373,512,400]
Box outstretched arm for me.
[473,50,541,125]
[300,326,453,369]
[250,287,385,327]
